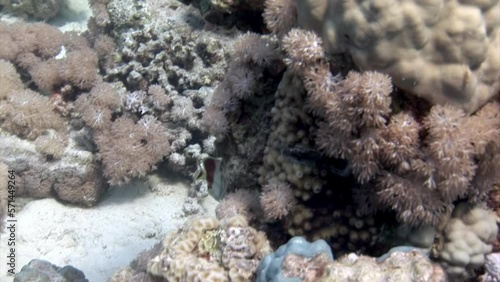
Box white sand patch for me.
[0,176,217,281]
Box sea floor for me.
[0,175,217,281]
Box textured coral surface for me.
[295,0,500,113]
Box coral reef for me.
[0,0,238,199]
[201,2,500,279]
[111,215,272,281]
[0,129,106,206]
[201,32,282,194]
[0,57,106,205]
[1,0,499,281]
[277,25,500,227]
[104,0,235,182]
[293,0,500,113]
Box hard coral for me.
[292,0,500,113]
[147,215,271,281]
[321,251,446,282]
[437,203,498,280]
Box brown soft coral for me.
[260,181,297,221]
[94,116,170,185]
[282,28,325,72]
[316,71,392,183]
[75,82,122,130]
[0,22,99,92]
[283,26,500,226]
[216,189,260,222]
[202,33,280,138]
[263,0,297,36]
[0,59,23,99]
[59,49,99,90]
[0,89,66,140]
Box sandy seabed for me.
[0,176,218,281]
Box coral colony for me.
[0,0,499,281]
